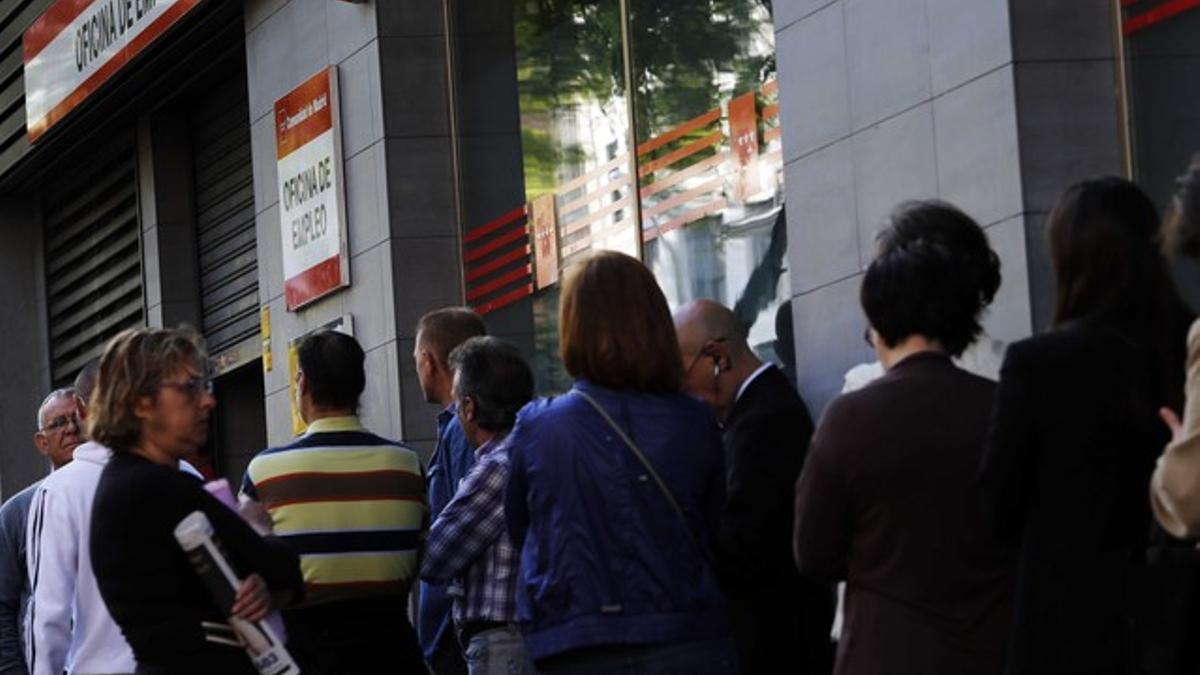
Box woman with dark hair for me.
[794,200,1013,675]
[503,251,735,674]
[87,327,303,675]
[1153,156,1200,538]
[981,176,1190,675]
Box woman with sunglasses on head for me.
[981,177,1191,675]
[88,327,302,675]
[794,200,1013,675]
[504,251,736,674]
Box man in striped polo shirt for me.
[240,330,426,674]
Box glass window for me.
[449,0,794,391]
[1121,2,1200,306]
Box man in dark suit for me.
[675,299,833,675]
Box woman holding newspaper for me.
[86,327,303,675]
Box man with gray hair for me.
[0,388,82,675]
[420,336,535,674]
[25,365,136,675]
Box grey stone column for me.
[772,0,1122,414]
[244,0,467,454]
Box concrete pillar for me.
[772,0,1121,414]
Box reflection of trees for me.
[629,0,774,140]
[513,0,775,191]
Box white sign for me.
[24,0,205,141]
[275,66,350,311]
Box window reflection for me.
[449,0,794,391]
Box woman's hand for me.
[231,573,271,622]
[1161,407,1184,445]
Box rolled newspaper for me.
[174,510,300,675]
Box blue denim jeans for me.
[464,625,535,675]
[535,638,740,675]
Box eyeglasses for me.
[685,337,726,377]
[863,327,873,348]
[39,414,80,434]
[158,375,213,399]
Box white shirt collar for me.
[735,363,774,404]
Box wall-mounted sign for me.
[276,66,350,311]
[529,194,559,289]
[729,91,761,202]
[24,0,205,142]
[288,315,354,436]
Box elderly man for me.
[25,361,137,675]
[420,336,535,675]
[0,389,82,675]
[674,299,833,675]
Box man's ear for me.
[33,431,48,456]
[460,395,475,422]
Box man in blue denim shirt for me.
[413,308,486,675]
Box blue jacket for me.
[504,381,730,661]
[417,406,474,659]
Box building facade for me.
[0,0,1181,497]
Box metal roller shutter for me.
[191,73,258,364]
[43,131,142,386]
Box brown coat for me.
[794,352,1014,675]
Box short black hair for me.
[861,201,1000,357]
[297,330,366,410]
[448,336,533,432]
[416,308,487,362]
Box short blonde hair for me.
[88,327,206,454]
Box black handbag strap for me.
[575,389,703,555]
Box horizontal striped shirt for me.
[241,416,427,606]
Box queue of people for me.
[1,160,1200,675]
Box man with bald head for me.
[675,299,832,675]
[0,389,82,675]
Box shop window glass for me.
[1122,2,1200,306]
[449,0,793,391]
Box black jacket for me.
[981,320,1187,675]
[720,365,832,675]
[91,453,303,675]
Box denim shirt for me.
[417,405,475,659]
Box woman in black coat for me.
[981,177,1191,675]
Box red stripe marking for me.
[464,205,526,244]
[1124,0,1200,33]
[466,265,531,302]
[268,494,425,509]
[276,68,334,160]
[464,225,527,263]
[27,0,204,141]
[284,256,344,310]
[473,284,532,315]
[255,469,422,490]
[25,0,97,62]
[465,245,529,282]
